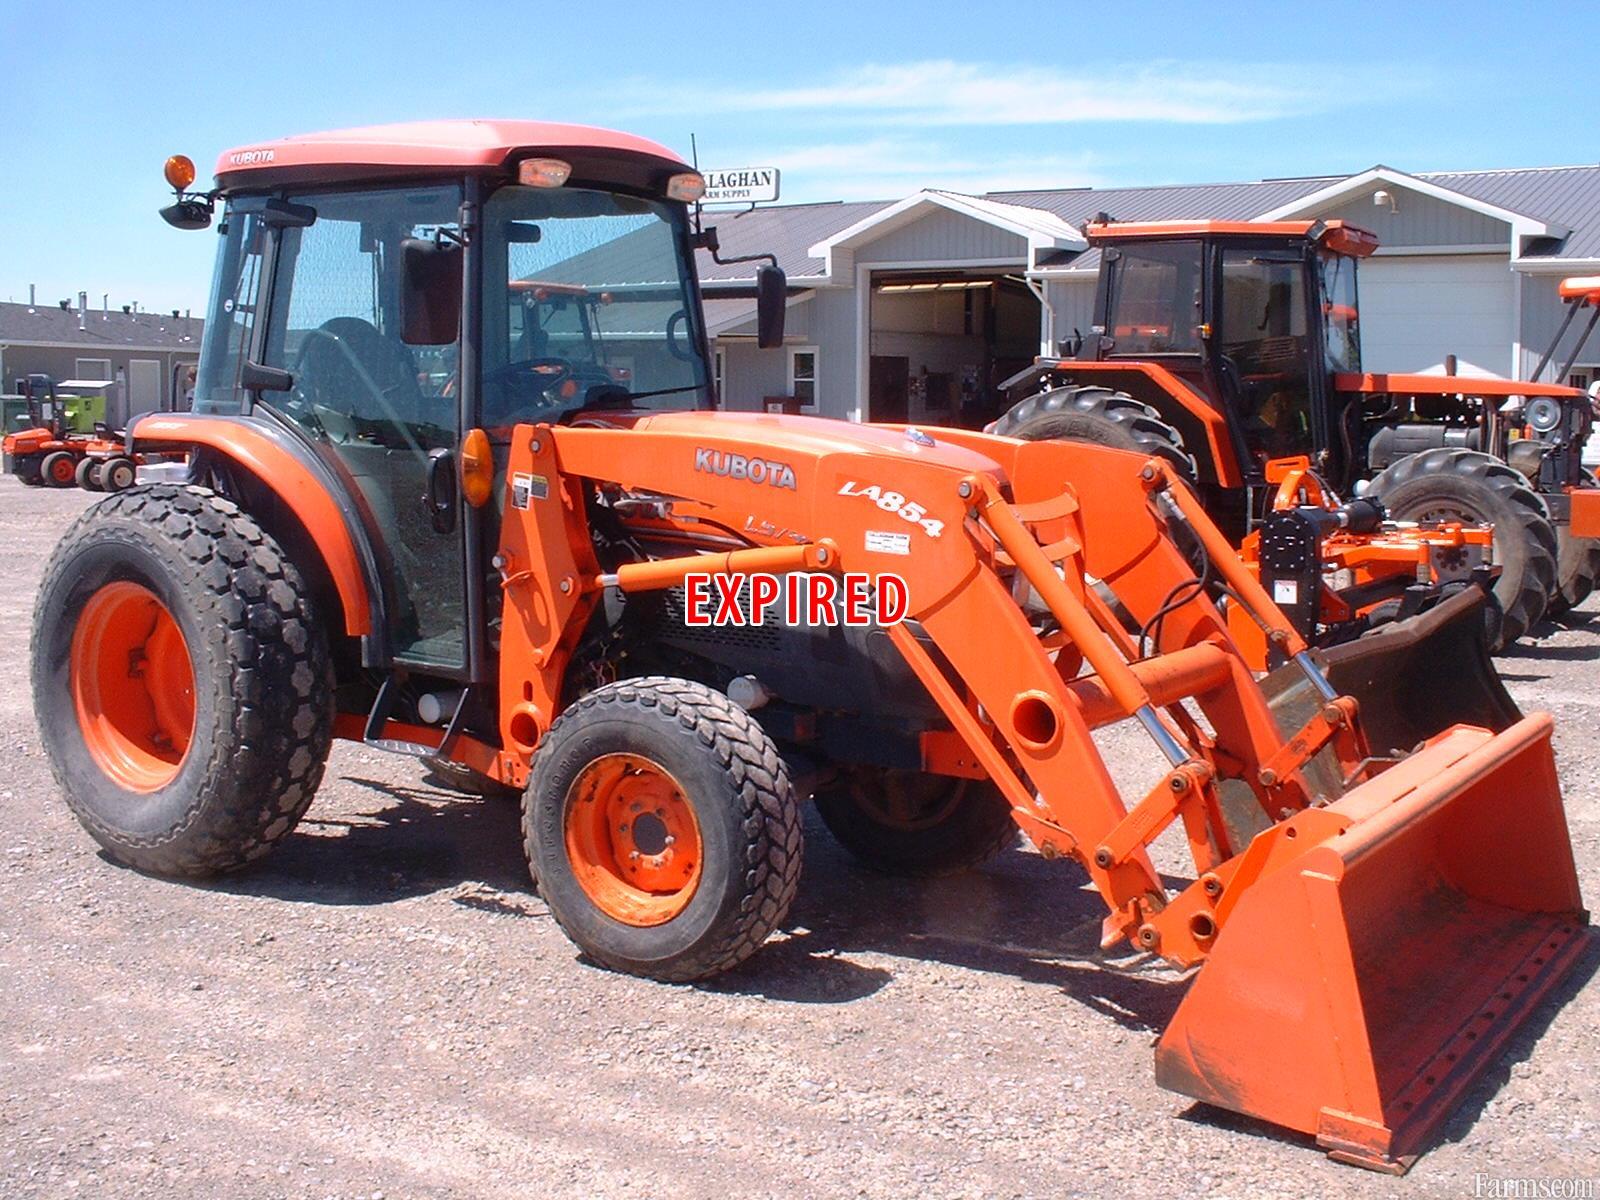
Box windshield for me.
[480,186,709,428]
[1319,252,1361,375]
[1101,241,1203,355]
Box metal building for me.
[696,163,1600,428]
[0,293,203,425]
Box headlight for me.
[1525,395,1564,434]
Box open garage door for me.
[1357,255,1514,377]
[867,272,1040,427]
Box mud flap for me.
[1154,715,1589,1172]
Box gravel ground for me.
[1,473,1596,1200]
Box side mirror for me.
[160,200,213,231]
[399,238,463,346]
[756,264,786,350]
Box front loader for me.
[28,122,1588,1172]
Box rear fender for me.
[131,414,382,651]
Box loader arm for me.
[496,413,1355,961]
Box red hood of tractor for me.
[625,411,1008,476]
[1334,371,1589,399]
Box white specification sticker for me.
[1272,579,1300,604]
[865,530,912,556]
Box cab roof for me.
[1085,219,1379,258]
[212,119,691,190]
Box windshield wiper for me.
[621,384,701,402]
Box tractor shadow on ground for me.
[190,774,535,908]
[708,808,1192,1032]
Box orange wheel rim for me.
[69,582,196,792]
[564,753,702,926]
[51,457,75,483]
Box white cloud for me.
[624,59,1384,127]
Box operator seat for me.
[295,316,428,434]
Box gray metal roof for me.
[695,199,892,284]
[0,301,204,349]
[1416,165,1600,260]
[702,164,1600,282]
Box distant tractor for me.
[995,221,1600,645]
[2,375,139,491]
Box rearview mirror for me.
[399,238,463,346]
[756,264,786,350]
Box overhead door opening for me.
[866,271,1040,427]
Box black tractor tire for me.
[812,768,1017,877]
[525,677,802,982]
[101,457,138,492]
[74,457,103,492]
[1367,448,1558,649]
[1548,471,1600,614]
[31,484,335,877]
[40,450,78,488]
[422,756,520,801]
[16,458,45,486]
[990,384,1196,477]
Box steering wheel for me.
[483,356,575,408]
[665,310,696,362]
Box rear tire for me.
[17,458,45,486]
[31,484,335,876]
[991,384,1195,476]
[1550,472,1600,613]
[41,450,77,488]
[525,677,802,982]
[1367,448,1557,649]
[74,457,103,492]
[813,768,1016,877]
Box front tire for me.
[31,484,335,876]
[1550,472,1600,613]
[813,769,1016,877]
[525,678,802,982]
[74,457,103,491]
[1367,448,1557,649]
[101,457,138,492]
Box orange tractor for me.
[2,375,142,491]
[29,123,1588,1172]
[994,220,1600,648]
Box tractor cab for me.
[1083,220,1377,488]
[1088,220,1376,489]
[151,123,784,673]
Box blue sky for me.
[2,0,1595,312]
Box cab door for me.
[258,183,471,674]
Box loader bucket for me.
[1155,714,1589,1172]
[1265,585,1521,764]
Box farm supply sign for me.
[702,167,780,205]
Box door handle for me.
[427,448,457,533]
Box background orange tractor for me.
[2,374,142,491]
[994,220,1600,647]
[26,123,1587,1172]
